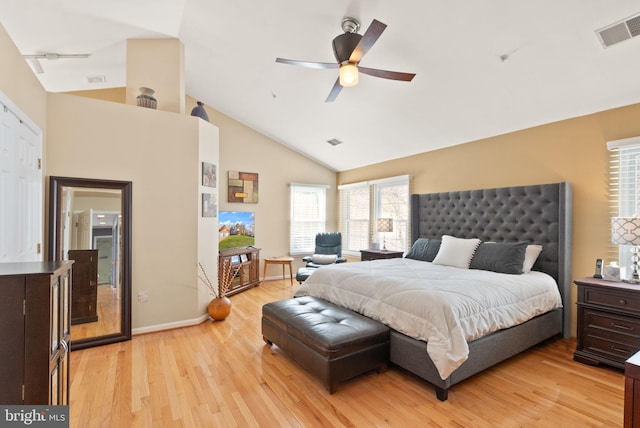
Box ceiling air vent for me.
[86,75,106,84]
[596,13,640,48]
[326,138,343,146]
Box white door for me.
[76,209,93,250]
[0,92,43,262]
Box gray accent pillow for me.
[470,241,528,274]
[405,238,441,262]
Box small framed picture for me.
[202,193,217,217]
[202,162,216,188]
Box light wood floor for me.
[69,278,625,427]
[71,284,122,340]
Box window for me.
[339,182,370,252]
[339,175,410,255]
[608,137,640,276]
[289,183,327,254]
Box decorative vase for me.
[190,101,209,122]
[136,87,157,109]
[208,296,231,321]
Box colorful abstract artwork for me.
[228,171,258,203]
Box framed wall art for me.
[202,162,216,188]
[202,193,217,217]
[228,170,258,203]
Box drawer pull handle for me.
[620,299,627,305]
[611,322,634,331]
[612,346,628,353]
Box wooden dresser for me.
[574,277,640,369]
[69,249,98,325]
[0,261,73,405]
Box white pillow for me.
[522,245,543,273]
[311,254,338,265]
[432,235,481,269]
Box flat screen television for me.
[218,211,255,250]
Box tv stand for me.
[219,246,261,296]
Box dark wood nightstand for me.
[574,276,640,369]
[360,249,404,261]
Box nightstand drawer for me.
[584,287,640,314]
[584,309,640,338]
[583,333,640,363]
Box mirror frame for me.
[48,176,132,350]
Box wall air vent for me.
[326,138,343,146]
[596,12,640,48]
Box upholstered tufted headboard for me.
[410,182,572,337]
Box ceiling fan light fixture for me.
[339,63,358,87]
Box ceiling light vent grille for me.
[597,13,640,48]
[326,138,343,146]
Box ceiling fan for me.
[22,53,90,74]
[276,17,416,102]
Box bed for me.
[295,182,572,400]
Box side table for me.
[573,276,640,369]
[263,256,294,286]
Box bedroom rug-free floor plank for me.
[69,279,624,428]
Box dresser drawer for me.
[583,286,640,314]
[584,309,640,338]
[582,333,640,364]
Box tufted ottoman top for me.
[262,296,389,358]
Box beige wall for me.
[46,93,216,329]
[126,38,185,114]
[0,23,46,151]
[72,89,339,274]
[338,103,640,335]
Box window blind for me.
[608,137,640,272]
[338,175,411,254]
[289,183,327,254]
[338,182,370,254]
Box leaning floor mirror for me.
[49,176,132,350]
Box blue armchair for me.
[296,232,347,282]
[302,232,347,267]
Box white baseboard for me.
[132,313,209,335]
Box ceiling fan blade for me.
[358,66,415,81]
[325,78,343,102]
[349,19,387,63]
[276,58,339,70]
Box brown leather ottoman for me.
[262,296,389,393]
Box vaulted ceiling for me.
[1,1,639,171]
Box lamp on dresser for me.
[611,216,640,282]
[377,218,393,250]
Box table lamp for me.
[377,218,393,250]
[611,216,640,283]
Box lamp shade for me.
[611,217,640,245]
[377,218,393,233]
[339,63,358,87]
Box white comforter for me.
[294,258,562,380]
